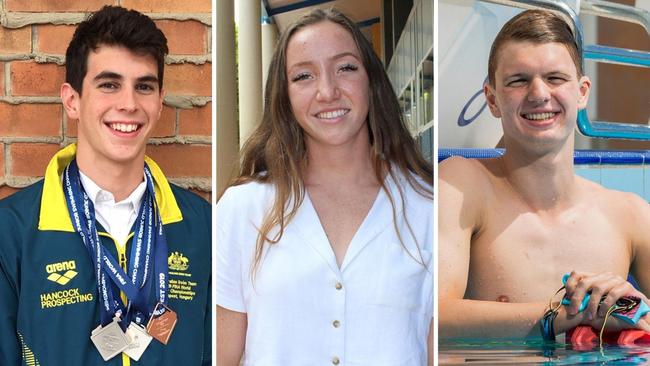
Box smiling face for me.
[62,45,163,171]
[485,41,590,151]
[285,21,370,152]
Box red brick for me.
[164,63,211,96]
[156,20,207,55]
[10,143,61,177]
[11,62,65,97]
[145,144,210,177]
[0,143,4,179]
[0,186,20,200]
[179,103,211,136]
[0,103,62,137]
[6,0,115,12]
[37,25,76,55]
[151,105,176,137]
[0,27,32,54]
[0,63,4,96]
[122,0,210,13]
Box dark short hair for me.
[65,5,168,94]
[488,9,582,86]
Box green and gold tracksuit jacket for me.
[0,144,211,366]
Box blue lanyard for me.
[63,159,169,327]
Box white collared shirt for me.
[216,171,433,366]
[78,171,147,247]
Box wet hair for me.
[230,8,433,276]
[65,5,168,94]
[488,9,582,86]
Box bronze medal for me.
[146,302,177,345]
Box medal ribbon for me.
[145,166,170,307]
[63,159,169,327]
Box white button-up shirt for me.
[79,171,147,247]
[217,172,433,365]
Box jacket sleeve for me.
[0,208,21,366]
[202,274,212,366]
[202,202,212,366]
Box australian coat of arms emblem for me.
[168,251,189,271]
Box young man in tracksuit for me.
[0,6,211,365]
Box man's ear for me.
[157,88,165,120]
[61,83,80,120]
[484,83,501,118]
[577,75,591,110]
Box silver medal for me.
[124,322,153,361]
[90,316,131,361]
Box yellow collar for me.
[38,143,183,232]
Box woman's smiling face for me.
[285,20,370,151]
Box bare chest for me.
[466,200,631,302]
[308,185,380,266]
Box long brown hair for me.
[230,8,433,276]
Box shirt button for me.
[332,357,340,365]
[335,282,343,290]
[332,320,340,328]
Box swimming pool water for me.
[439,338,650,365]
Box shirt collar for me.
[78,169,148,211]
[38,143,183,232]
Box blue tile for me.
[600,167,645,197]
[643,166,650,202]
[575,166,601,184]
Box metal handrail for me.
[584,44,650,67]
[479,0,584,65]
[581,0,650,36]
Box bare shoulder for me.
[579,177,646,208]
[577,176,650,228]
[439,156,494,186]
[439,156,498,199]
[439,156,498,233]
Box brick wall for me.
[0,0,212,201]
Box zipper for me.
[98,232,132,366]
[119,252,127,270]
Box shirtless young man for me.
[439,9,650,339]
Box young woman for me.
[217,9,433,365]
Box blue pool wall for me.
[439,148,650,202]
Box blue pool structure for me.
[439,149,650,202]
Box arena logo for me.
[45,260,77,285]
